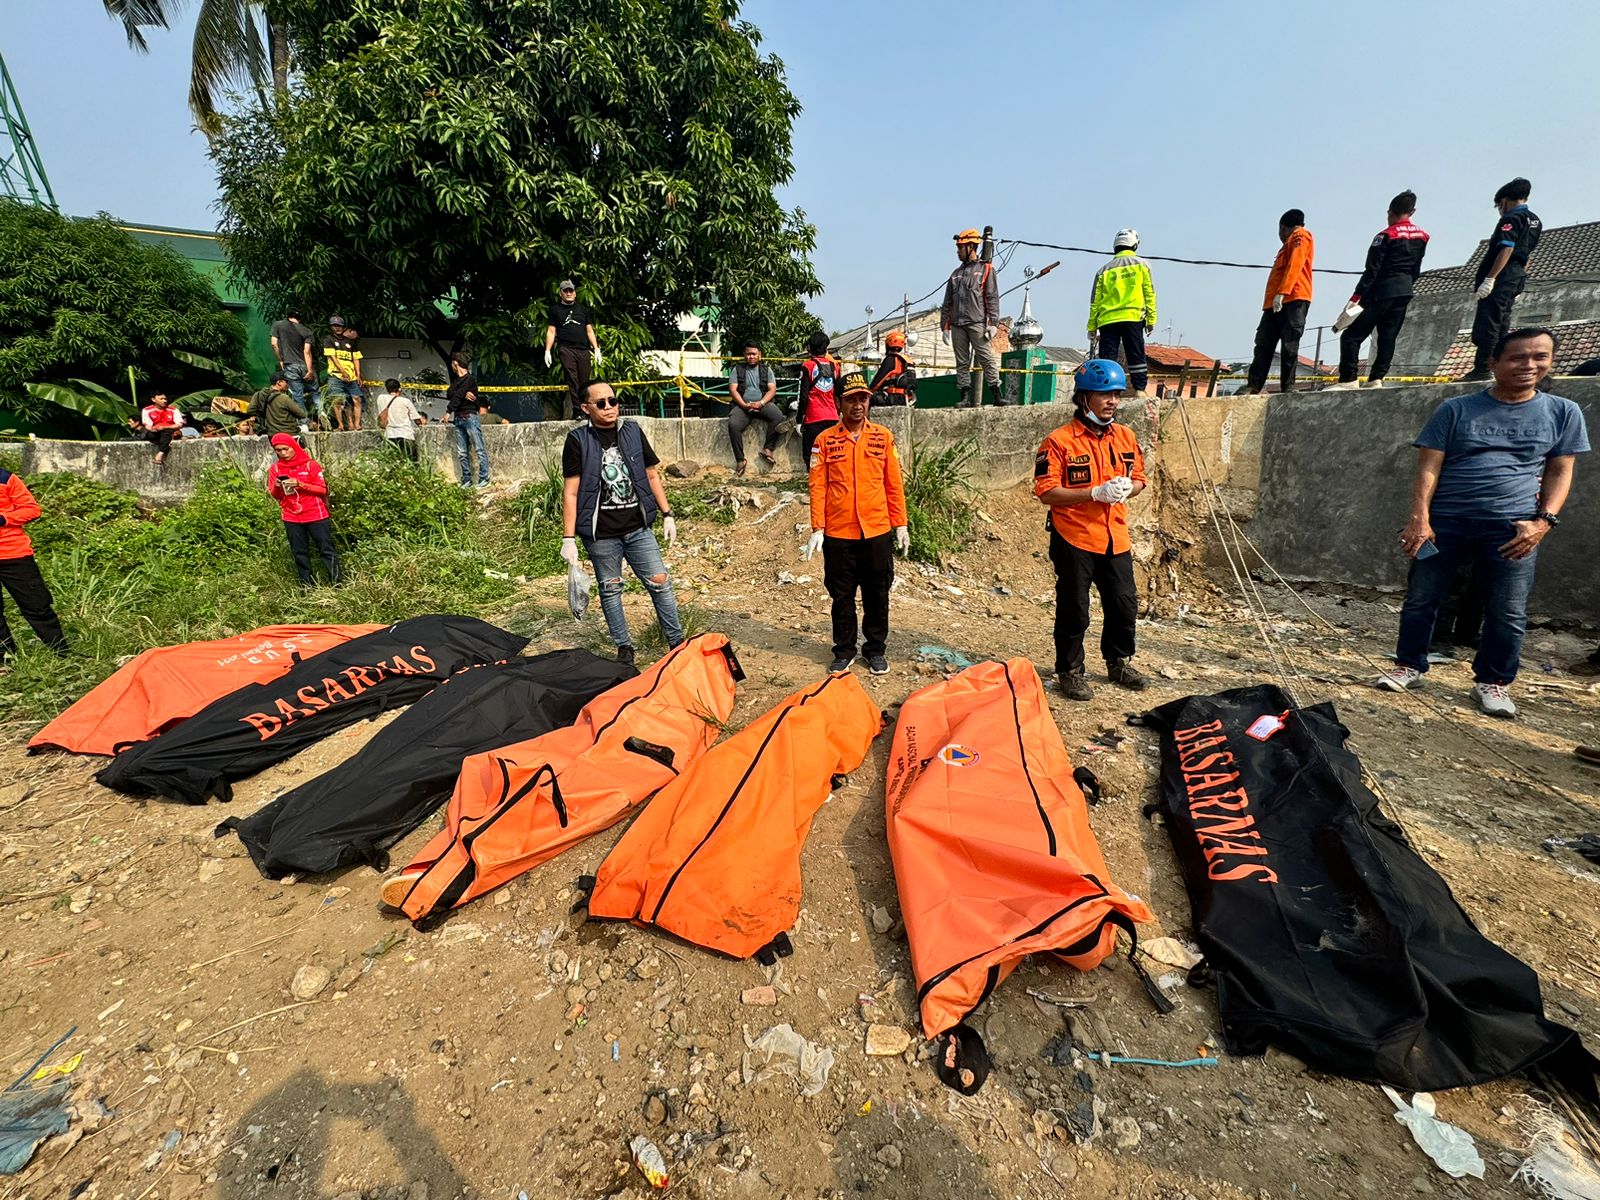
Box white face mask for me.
[1080,404,1112,426]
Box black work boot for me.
[616,644,636,666]
[1107,659,1147,690]
[1058,671,1094,701]
[956,389,974,409]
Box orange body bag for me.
[587,671,882,959]
[393,634,743,926]
[886,659,1152,1039]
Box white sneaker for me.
[1473,682,1517,719]
[1376,666,1423,692]
[1324,381,1362,391]
[1361,379,1385,389]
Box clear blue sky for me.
[8,0,1600,362]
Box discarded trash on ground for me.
[0,1031,76,1175]
[742,1024,834,1097]
[629,1135,670,1189]
[1382,1086,1485,1180]
[1541,833,1600,866]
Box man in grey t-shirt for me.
[269,309,319,418]
[1377,327,1588,718]
[725,341,784,475]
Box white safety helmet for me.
[1113,228,1140,251]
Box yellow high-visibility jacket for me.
[1087,250,1158,333]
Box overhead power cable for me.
[1000,238,1364,276]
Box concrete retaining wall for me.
[1248,380,1599,622]
[17,401,1099,503]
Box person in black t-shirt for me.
[269,309,319,416]
[544,280,601,420]
[444,351,491,487]
[1463,178,1542,381]
[560,381,681,664]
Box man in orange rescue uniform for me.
[1034,359,1147,700]
[803,373,909,675]
[1246,208,1315,395]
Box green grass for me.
[905,437,980,563]
[0,459,528,729]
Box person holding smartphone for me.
[266,434,341,587]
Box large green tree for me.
[0,201,245,425]
[210,0,820,370]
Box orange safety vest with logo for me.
[1033,417,1145,555]
[585,671,883,960]
[809,421,908,538]
[886,658,1154,1042]
[870,351,917,398]
[390,634,743,926]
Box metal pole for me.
[1313,328,1324,392]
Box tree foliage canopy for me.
[212,0,820,368]
[0,201,245,421]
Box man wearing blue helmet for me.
[1033,359,1148,700]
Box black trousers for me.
[386,436,419,462]
[1338,295,1412,382]
[800,420,832,466]
[558,343,591,419]
[727,402,785,463]
[0,554,67,653]
[145,428,177,454]
[1049,531,1136,676]
[1097,321,1149,392]
[823,532,894,659]
[284,519,342,586]
[1246,300,1310,393]
[1470,271,1525,371]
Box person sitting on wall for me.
[250,373,309,439]
[137,392,186,466]
[726,341,784,475]
[1034,359,1149,700]
[1377,327,1588,718]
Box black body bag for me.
[218,649,635,878]
[96,615,529,804]
[1144,684,1596,1095]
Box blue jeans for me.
[583,526,683,650]
[453,414,490,484]
[1394,514,1539,684]
[283,360,319,416]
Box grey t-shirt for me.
[729,362,774,406]
[1415,389,1589,520]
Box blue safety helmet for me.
[1074,358,1127,394]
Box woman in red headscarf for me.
[266,434,341,586]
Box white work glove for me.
[544,349,553,369]
[1332,302,1362,334]
[1272,293,1285,314]
[1091,477,1135,505]
[592,346,603,366]
[984,324,996,341]
[894,525,909,554]
[560,537,580,567]
[661,515,676,546]
[802,530,824,561]
[941,329,951,347]
[1474,277,1496,301]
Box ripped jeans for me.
[582,525,684,650]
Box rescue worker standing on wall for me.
[1034,360,1148,701]
[1328,190,1429,390]
[803,373,909,676]
[1462,178,1541,382]
[1088,229,1157,399]
[940,229,1001,408]
[1245,210,1315,395]
[869,329,917,406]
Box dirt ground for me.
[3,478,1598,1200]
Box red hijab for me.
[269,433,309,466]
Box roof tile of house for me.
[1414,220,1600,296]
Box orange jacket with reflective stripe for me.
[1263,227,1314,307]
[808,421,908,539]
[1033,417,1146,555]
[0,470,41,561]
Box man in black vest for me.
[560,382,682,664]
[545,280,601,420]
[726,341,784,474]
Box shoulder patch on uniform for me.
[1033,451,1049,477]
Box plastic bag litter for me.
[1382,1086,1485,1179]
[1512,1098,1600,1199]
[567,563,591,621]
[742,1023,834,1097]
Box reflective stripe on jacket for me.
[1033,418,1146,555]
[1088,250,1158,332]
[941,259,998,329]
[809,421,908,539]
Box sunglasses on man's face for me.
[589,397,619,409]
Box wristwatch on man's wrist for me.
[1536,510,1560,528]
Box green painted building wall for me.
[116,223,277,388]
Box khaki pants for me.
[951,324,999,400]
